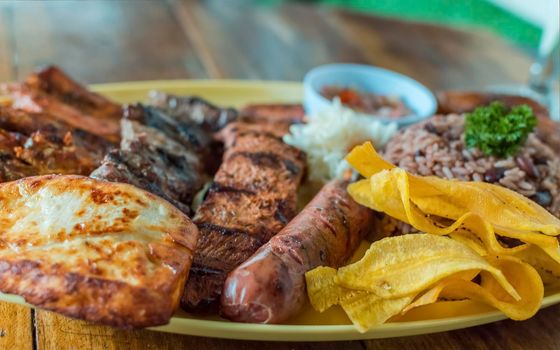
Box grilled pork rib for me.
[0,129,39,182]
[0,106,114,176]
[182,121,306,312]
[2,66,122,142]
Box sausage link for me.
[220,179,375,323]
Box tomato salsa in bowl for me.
[304,63,437,127]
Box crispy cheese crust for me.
[0,175,198,328]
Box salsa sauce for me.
[321,85,412,119]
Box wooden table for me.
[1,1,557,349]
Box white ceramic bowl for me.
[303,63,437,127]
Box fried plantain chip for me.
[305,266,411,332]
[305,235,530,332]
[396,300,494,321]
[439,256,543,320]
[341,292,414,333]
[346,142,560,263]
[515,245,560,286]
[305,266,347,312]
[401,270,480,313]
[399,256,542,320]
[336,235,519,300]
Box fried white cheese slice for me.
[0,175,198,328]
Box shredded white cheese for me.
[284,100,397,182]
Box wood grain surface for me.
[0,1,554,349]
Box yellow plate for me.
[1,80,560,341]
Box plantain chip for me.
[439,256,543,320]
[396,300,494,321]
[341,292,414,333]
[305,265,414,332]
[398,256,542,321]
[347,142,560,234]
[336,235,519,300]
[305,266,347,312]
[401,271,480,313]
[346,142,560,263]
[305,235,529,332]
[515,245,560,286]
[345,141,394,177]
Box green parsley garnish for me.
[465,101,537,158]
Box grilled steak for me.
[91,105,210,215]
[0,175,198,328]
[124,104,212,154]
[2,66,122,142]
[182,121,306,312]
[149,91,238,132]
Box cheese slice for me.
[0,175,198,328]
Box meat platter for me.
[1,67,559,341]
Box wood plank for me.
[0,4,15,82]
[8,0,208,83]
[172,0,368,81]
[0,302,33,350]
[35,311,363,350]
[364,304,560,350]
[320,6,532,90]
[172,0,532,90]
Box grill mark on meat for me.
[207,182,256,196]
[274,199,292,225]
[234,151,282,168]
[229,151,303,176]
[195,223,264,244]
[283,159,300,176]
[229,128,283,141]
[189,264,224,276]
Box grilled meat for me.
[182,121,306,313]
[222,179,376,323]
[124,104,212,155]
[0,175,198,328]
[2,66,122,142]
[0,106,114,176]
[124,103,221,173]
[13,130,94,176]
[0,129,38,181]
[149,91,238,132]
[240,103,305,125]
[91,122,199,215]
[91,105,210,215]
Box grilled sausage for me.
[221,179,375,323]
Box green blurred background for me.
[261,0,543,51]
